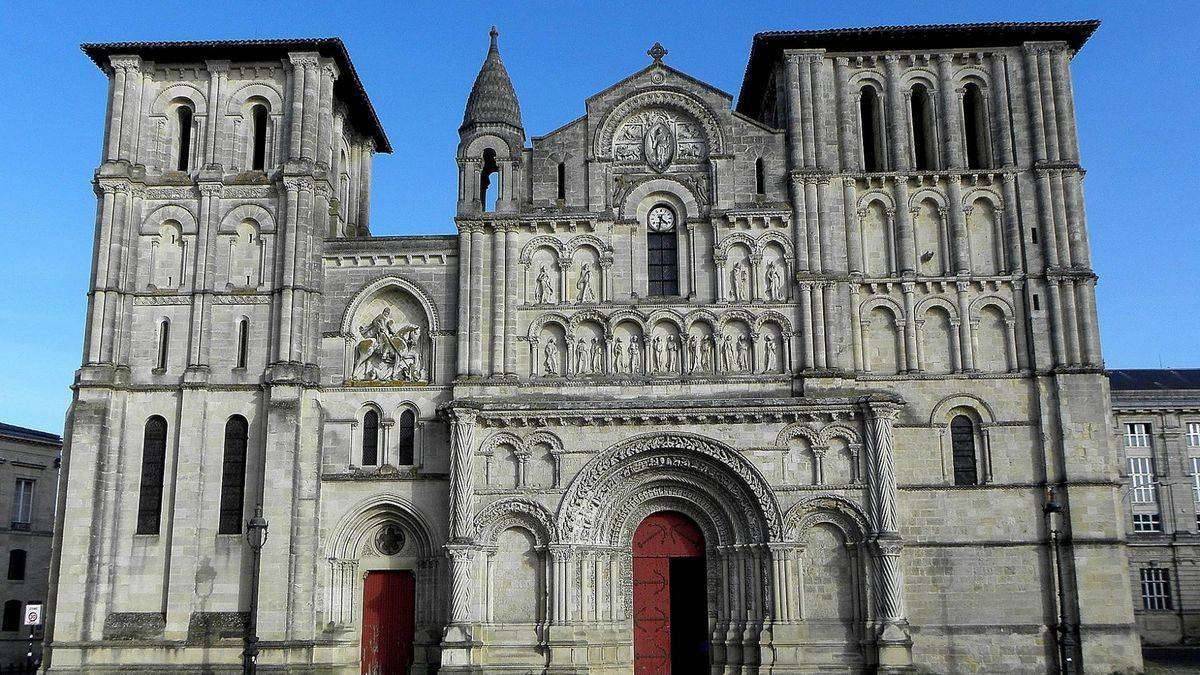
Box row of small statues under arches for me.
[531,259,787,304]
[539,331,780,376]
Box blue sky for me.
[0,1,1196,433]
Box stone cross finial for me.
[647,42,667,64]
[489,26,499,51]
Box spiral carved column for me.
[861,399,913,670]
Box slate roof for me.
[0,422,62,447]
[1109,369,1200,392]
[81,37,391,153]
[736,20,1100,118]
[461,28,523,134]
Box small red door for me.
[361,570,415,674]
[633,511,707,675]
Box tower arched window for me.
[362,410,379,466]
[236,318,249,369]
[219,415,248,534]
[175,105,193,171]
[136,416,168,535]
[950,415,979,486]
[910,84,936,170]
[397,409,416,465]
[962,83,990,170]
[646,204,679,296]
[250,104,268,171]
[156,319,170,370]
[755,157,766,195]
[556,162,566,201]
[859,86,886,171]
[480,148,500,212]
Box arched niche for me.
[342,276,439,384]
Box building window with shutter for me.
[6,551,25,582]
[1140,568,1172,610]
[1129,456,1157,505]
[0,601,19,632]
[10,480,33,531]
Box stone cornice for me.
[440,394,901,428]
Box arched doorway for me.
[633,511,708,674]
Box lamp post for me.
[243,504,269,675]
[1043,487,1076,674]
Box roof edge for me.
[736,19,1101,118]
[80,37,391,153]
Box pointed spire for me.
[461,26,523,135]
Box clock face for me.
[647,205,676,232]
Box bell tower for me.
[457,27,525,215]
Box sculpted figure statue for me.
[700,334,714,372]
[666,334,679,373]
[721,333,736,372]
[763,333,778,372]
[628,336,642,374]
[687,334,701,373]
[765,262,782,301]
[576,264,595,304]
[535,265,554,304]
[591,337,604,374]
[613,337,625,374]
[543,339,559,375]
[575,337,589,374]
[651,335,665,373]
[732,261,749,302]
[736,335,750,372]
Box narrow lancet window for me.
[556,162,566,201]
[910,84,935,170]
[397,410,415,465]
[218,416,248,534]
[480,148,499,211]
[250,104,268,171]
[755,157,766,195]
[362,410,379,466]
[136,416,168,535]
[156,319,170,370]
[963,83,990,170]
[236,318,249,369]
[859,86,885,171]
[176,106,193,171]
[951,415,979,486]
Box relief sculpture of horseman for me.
[352,307,427,382]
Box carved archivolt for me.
[595,89,724,158]
[141,204,198,235]
[557,432,782,544]
[473,497,556,547]
[218,203,276,234]
[819,423,862,446]
[325,493,437,560]
[928,393,996,426]
[479,431,524,456]
[340,274,441,334]
[518,235,567,265]
[782,495,871,544]
[776,422,820,448]
[525,431,564,455]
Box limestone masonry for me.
[46,20,1143,673]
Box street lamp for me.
[243,504,269,675]
[1043,487,1076,674]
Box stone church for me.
[47,20,1142,673]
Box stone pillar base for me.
[438,623,484,674]
[876,621,915,673]
[547,624,592,673]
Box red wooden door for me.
[633,511,706,675]
[361,570,415,674]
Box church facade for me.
[48,21,1142,673]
